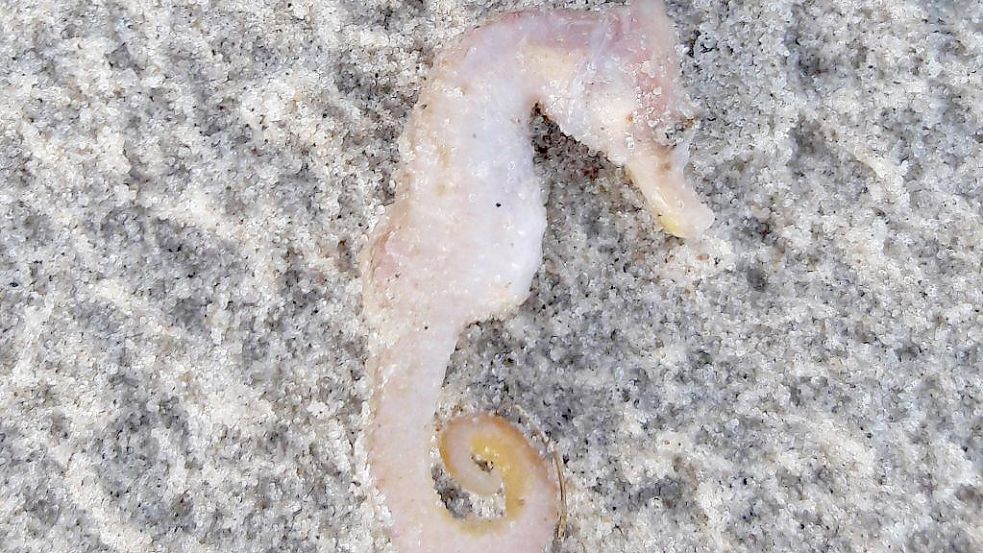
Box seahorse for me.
[361,1,712,551]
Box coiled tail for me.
[367,325,558,553]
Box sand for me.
[1,0,980,551]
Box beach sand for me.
[1,1,980,551]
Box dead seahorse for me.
[360,1,712,551]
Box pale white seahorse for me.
[361,1,713,552]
